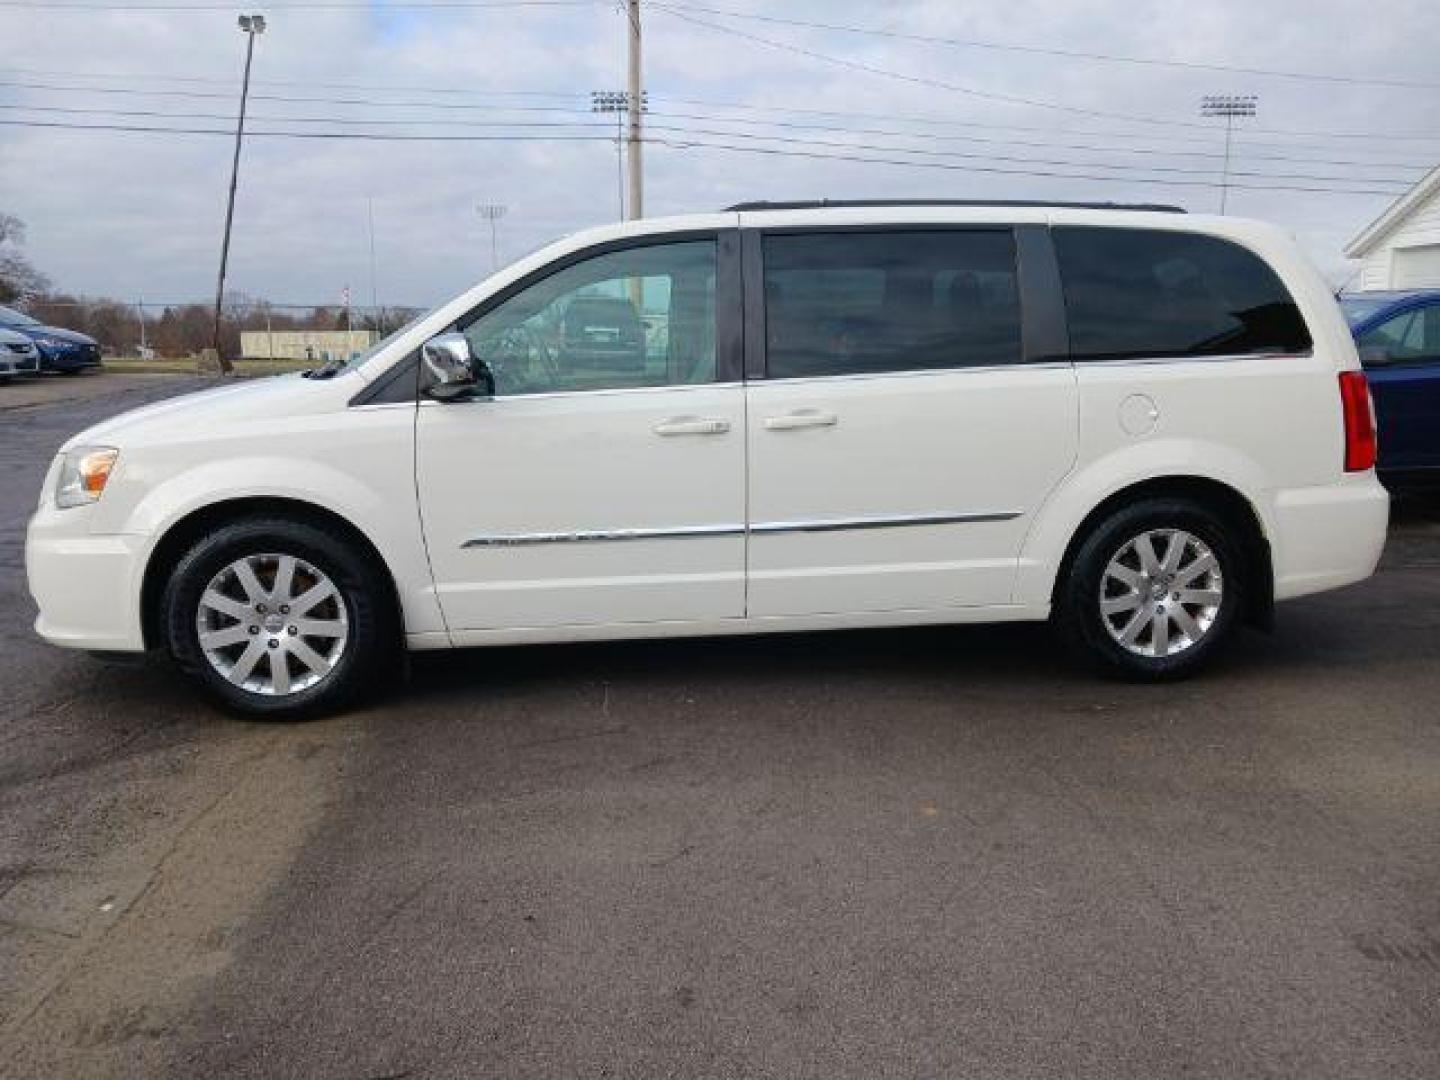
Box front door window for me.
[459,240,717,395]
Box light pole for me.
[1200,94,1257,215]
[366,196,379,330]
[212,13,266,374]
[477,203,507,271]
[592,90,647,221]
[592,90,626,220]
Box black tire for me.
[1053,498,1247,681]
[161,516,393,719]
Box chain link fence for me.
[11,297,422,364]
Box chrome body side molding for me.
[462,511,1021,548]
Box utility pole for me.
[212,13,266,374]
[477,203,507,271]
[625,0,643,220]
[1200,94,1257,214]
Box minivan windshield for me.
[0,305,41,328]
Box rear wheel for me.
[162,517,392,718]
[1054,498,1246,680]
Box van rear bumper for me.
[1270,477,1389,601]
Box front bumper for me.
[0,349,39,375]
[26,499,147,652]
[38,344,102,372]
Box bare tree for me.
[0,212,52,304]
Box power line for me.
[0,116,1409,197]
[7,98,1429,173]
[5,0,1433,102]
[651,4,1219,132]
[652,93,1440,149]
[649,135,1410,198]
[0,117,617,141]
[659,2,1440,93]
[638,123,1412,189]
[0,102,612,128]
[0,102,1420,185]
[8,66,1440,148]
[0,65,591,100]
[652,5,1440,145]
[0,0,593,9]
[642,110,1433,173]
[0,78,598,114]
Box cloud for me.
[0,0,1436,304]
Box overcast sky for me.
[1,0,1437,310]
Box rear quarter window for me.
[1053,226,1312,362]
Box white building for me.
[1344,165,1440,291]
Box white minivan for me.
[26,202,1388,718]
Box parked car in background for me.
[27,202,1388,718]
[1341,290,1440,488]
[0,304,102,374]
[0,326,40,379]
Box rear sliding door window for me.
[1053,226,1311,361]
[763,230,1022,378]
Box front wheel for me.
[1054,498,1247,680]
[162,517,393,718]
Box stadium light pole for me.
[211,13,266,374]
[591,90,647,221]
[1200,94,1257,215]
[477,203,507,271]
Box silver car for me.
[0,326,40,378]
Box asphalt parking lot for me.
[2,374,1438,1079]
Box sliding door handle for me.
[653,416,731,436]
[764,409,838,431]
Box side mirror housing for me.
[422,332,494,400]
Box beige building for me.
[240,329,377,362]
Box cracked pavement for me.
[2,373,1439,1078]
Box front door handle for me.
[653,416,731,436]
[764,409,838,431]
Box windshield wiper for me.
[303,357,349,380]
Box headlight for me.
[55,446,119,508]
[33,336,71,350]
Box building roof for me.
[1344,165,1440,259]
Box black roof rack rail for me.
[724,198,1186,214]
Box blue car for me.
[1341,290,1440,488]
[0,304,102,374]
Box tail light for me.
[1338,370,1377,473]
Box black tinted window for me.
[763,230,1022,378]
[1053,227,1311,361]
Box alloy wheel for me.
[194,553,349,696]
[1098,529,1224,658]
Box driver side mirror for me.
[1358,344,1391,368]
[422,332,495,401]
